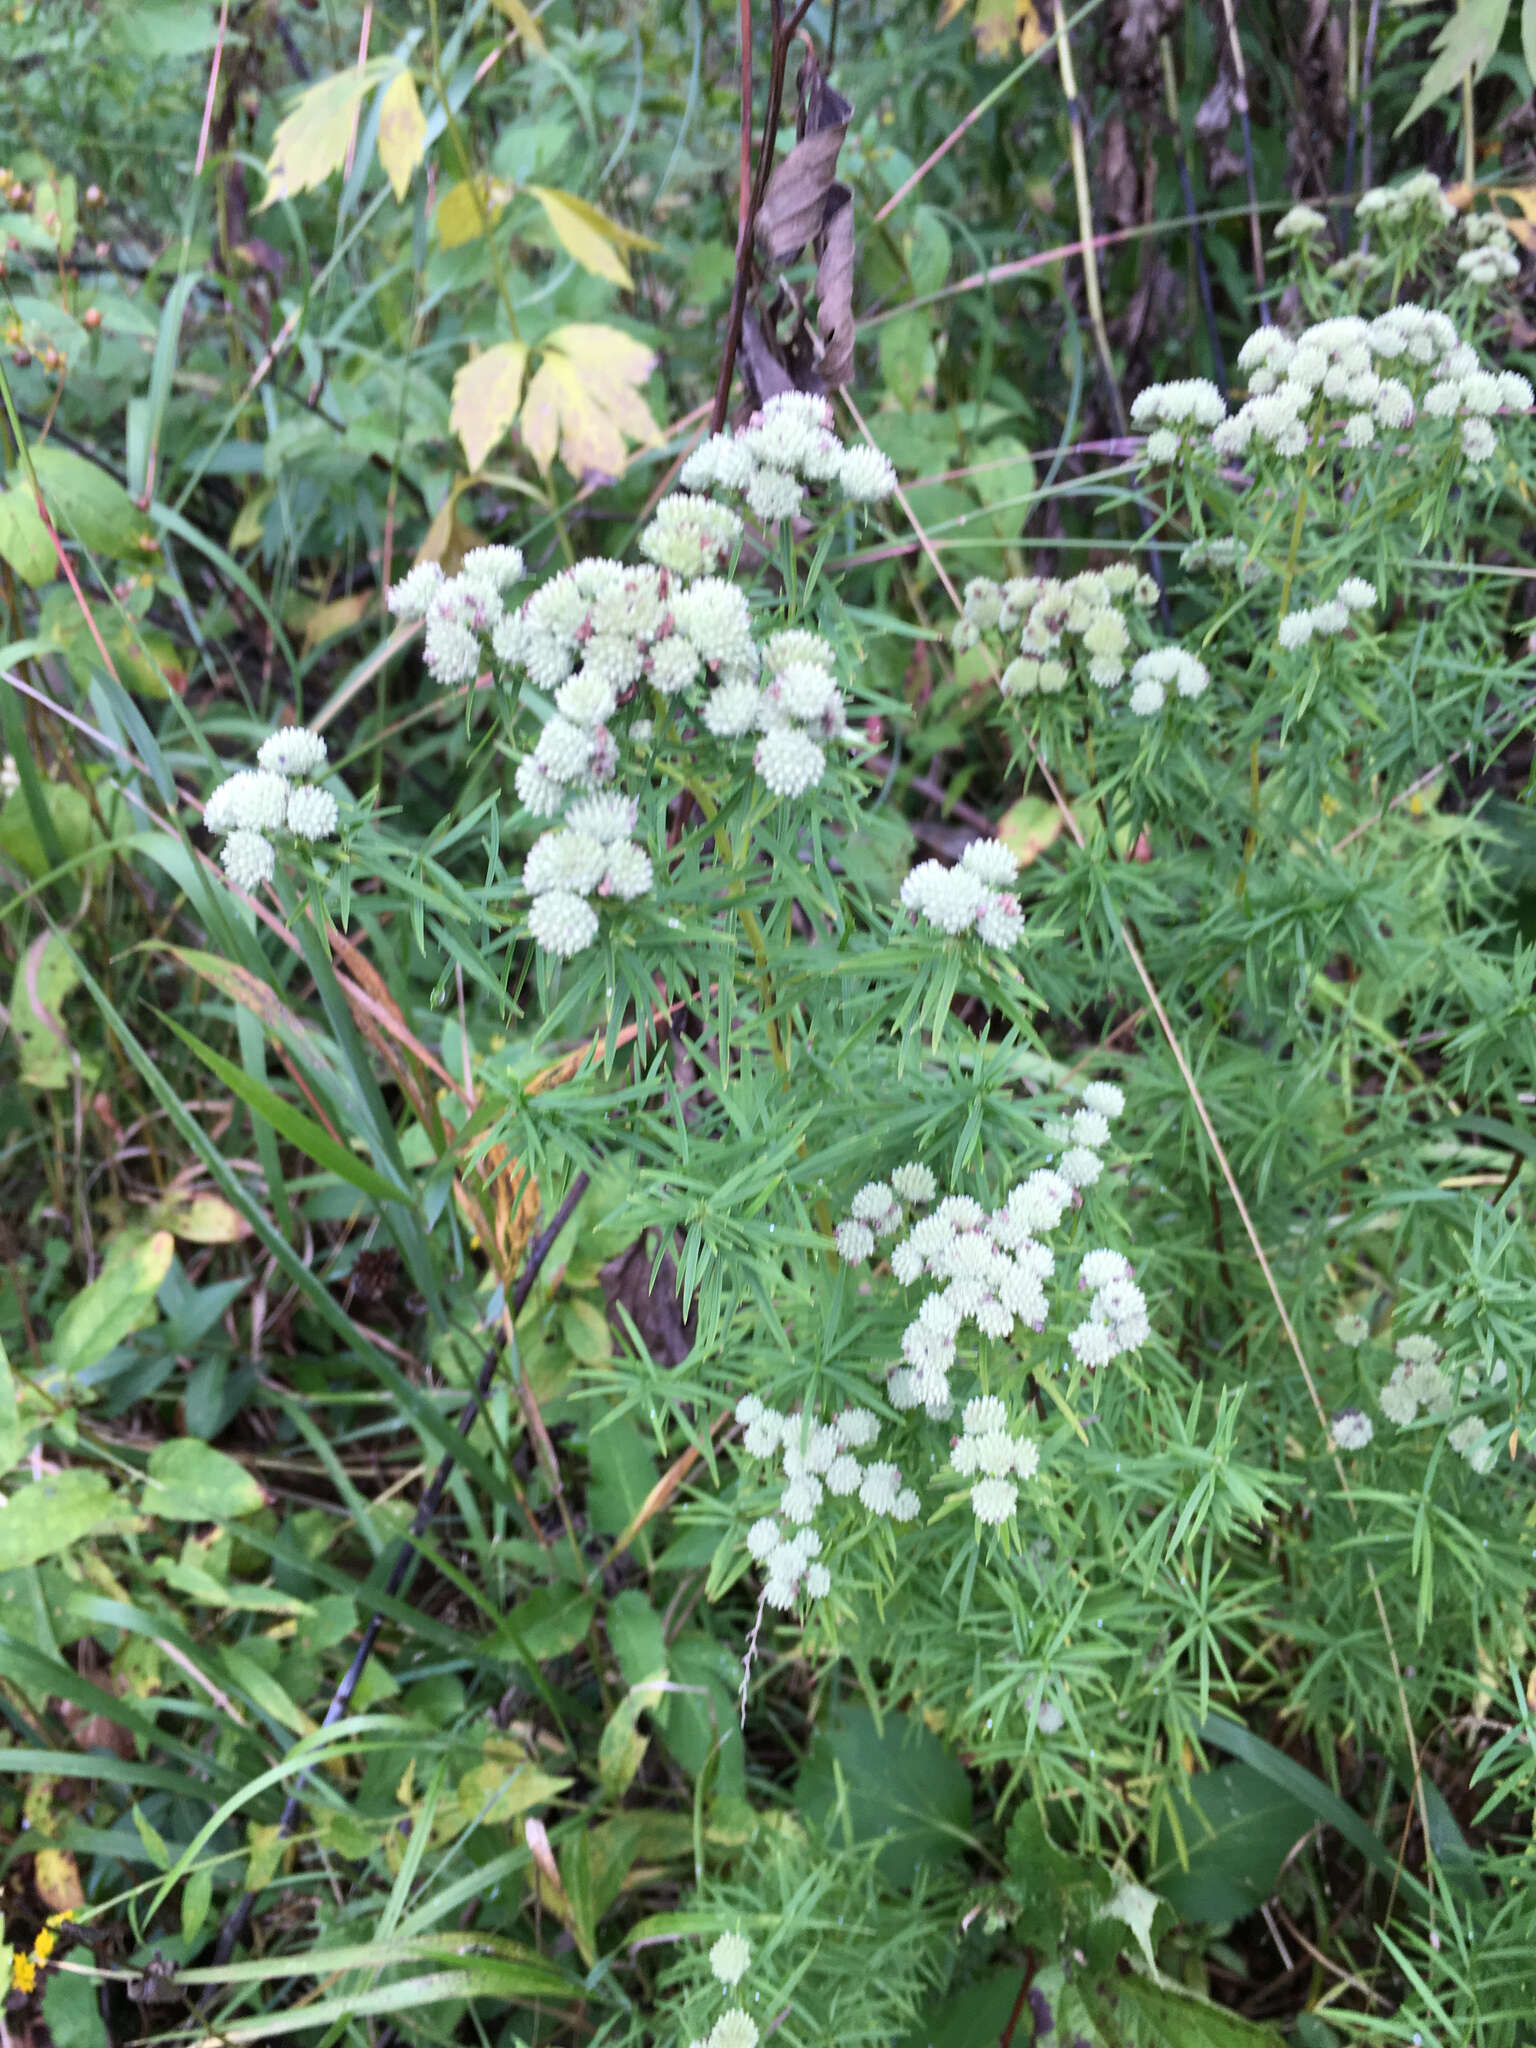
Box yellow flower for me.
[11,1951,37,1993]
[32,1926,56,1961]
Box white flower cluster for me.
[1330,1407,1374,1451]
[1129,378,1226,466]
[203,726,340,891]
[962,565,1187,724]
[687,2012,757,2048]
[1273,203,1329,247]
[1066,1240,1151,1368]
[1459,210,1521,288]
[1180,537,1268,588]
[1378,1332,1506,1472]
[739,1397,904,1606]
[1126,646,1209,715]
[1183,309,1533,470]
[680,391,897,522]
[1356,171,1457,236]
[1276,576,1377,650]
[746,629,850,797]
[638,493,743,580]
[900,837,1025,950]
[522,793,653,960]
[950,1392,1040,1525]
[386,546,528,688]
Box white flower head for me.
[220,828,276,891]
[528,888,599,959]
[285,785,339,841]
[839,442,898,503]
[257,727,328,779]
[755,726,825,798]
[1331,1409,1374,1452]
[709,1932,752,1989]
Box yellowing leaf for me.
[491,0,547,52]
[35,1847,86,1913]
[153,1193,252,1244]
[998,794,1065,869]
[940,0,1047,57]
[451,342,531,473]
[436,177,511,248]
[527,185,659,289]
[259,62,392,208]
[376,71,427,202]
[302,591,372,650]
[519,323,660,479]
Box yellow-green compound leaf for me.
[376,71,427,202]
[0,482,55,584]
[526,186,659,289]
[519,324,660,479]
[451,342,530,472]
[51,1229,174,1377]
[143,1440,265,1522]
[10,930,82,1088]
[0,1469,134,1570]
[258,61,394,208]
[158,1011,408,1204]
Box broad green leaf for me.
[489,1585,595,1661]
[607,1588,667,1691]
[0,483,55,584]
[37,584,182,697]
[143,1440,265,1522]
[1199,1716,1399,1885]
[879,310,936,410]
[0,1333,20,1476]
[258,61,394,208]
[51,1230,174,1377]
[29,444,149,557]
[519,324,661,479]
[0,1469,134,1570]
[1150,1764,1314,1924]
[1397,0,1511,133]
[41,1968,109,2048]
[377,71,427,202]
[999,793,1065,868]
[526,185,659,289]
[794,1701,973,1886]
[451,341,531,472]
[10,930,82,1088]
[158,1011,408,1204]
[1113,1973,1289,2044]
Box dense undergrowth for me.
[2,3,1536,2045]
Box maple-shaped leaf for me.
[451,342,531,472]
[258,61,393,209]
[938,0,1050,58]
[526,186,660,289]
[518,324,661,479]
[376,71,427,203]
